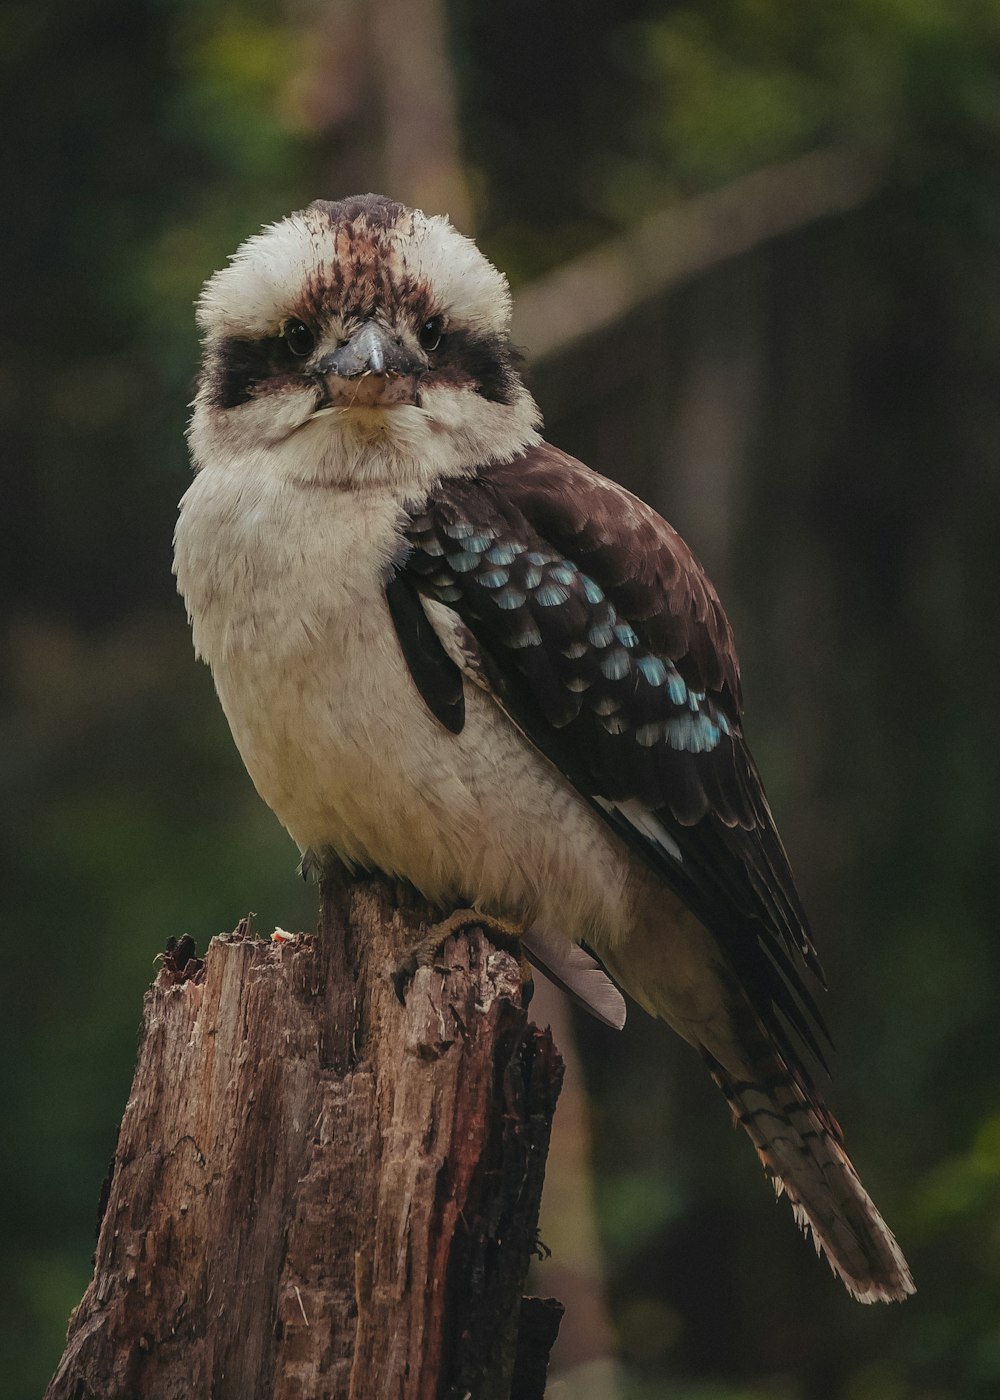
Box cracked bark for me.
[45,872,564,1400]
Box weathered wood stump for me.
[46,872,564,1400]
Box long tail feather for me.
[703,1045,914,1303]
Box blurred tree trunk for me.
[44,874,563,1400]
[514,147,882,372]
[368,0,472,228]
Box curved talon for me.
[392,952,420,1005]
[392,909,527,1003]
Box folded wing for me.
[396,443,827,1072]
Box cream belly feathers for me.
[175,461,654,952]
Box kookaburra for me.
[174,193,914,1303]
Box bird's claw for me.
[392,909,526,1004]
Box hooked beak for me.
[313,322,424,409]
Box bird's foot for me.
[392,908,526,1004]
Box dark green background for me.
[4,2,1000,1396]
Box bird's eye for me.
[419,315,445,352]
[283,318,316,357]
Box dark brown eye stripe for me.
[208,335,305,409]
[422,330,522,404]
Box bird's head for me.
[189,194,541,489]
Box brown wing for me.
[397,444,828,1066]
[488,444,743,712]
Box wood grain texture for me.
[46,872,564,1400]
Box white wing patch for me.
[594,797,684,864]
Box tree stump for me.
[45,872,565,1400]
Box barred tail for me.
[704,1046,915,1304]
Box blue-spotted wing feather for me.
[398,445,829,1069]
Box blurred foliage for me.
[3,1,1000,1397]
[455,0,1000,269]
[621,0,1000,191]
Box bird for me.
[174,192,914,1304]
